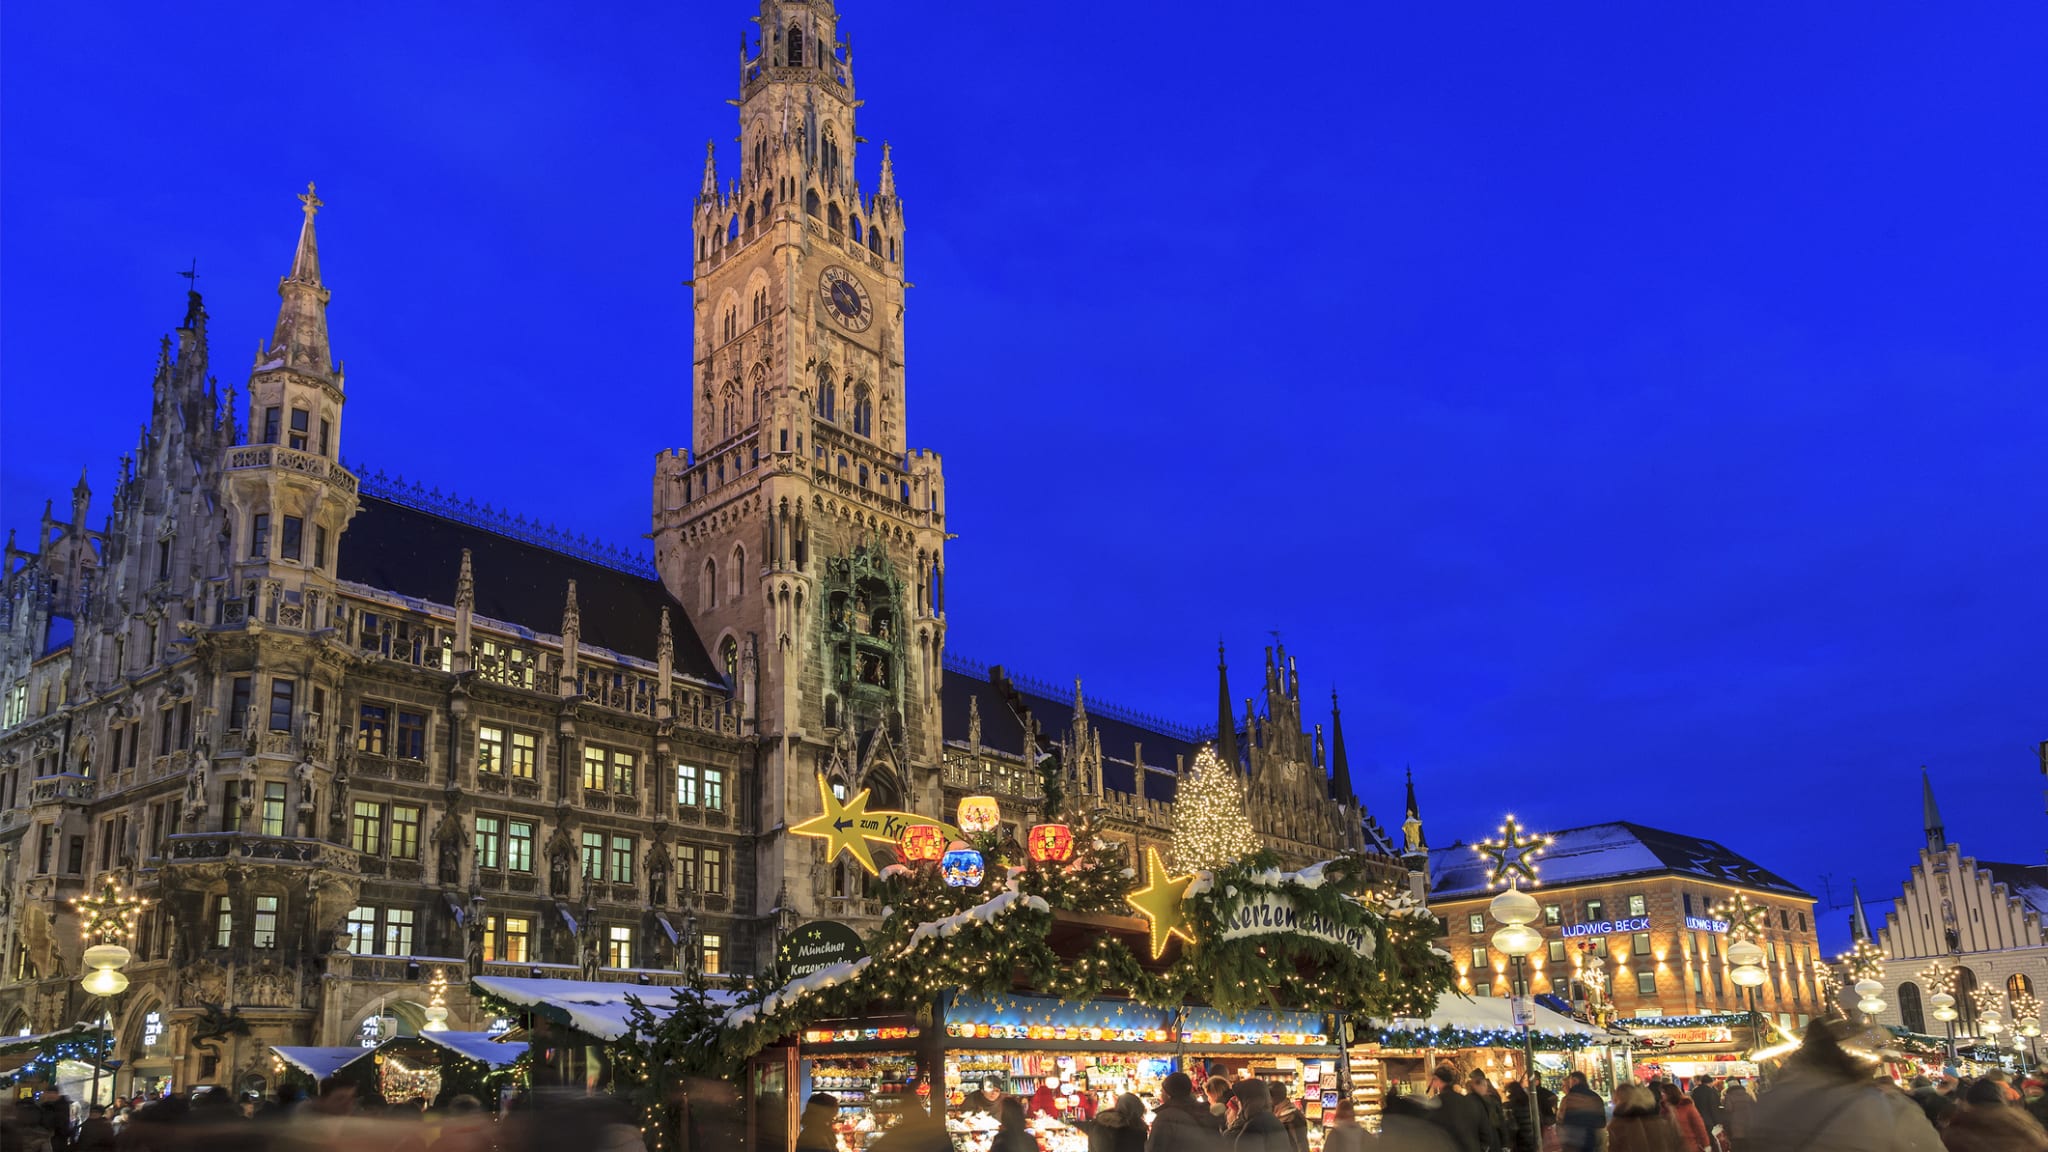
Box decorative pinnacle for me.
[299,182,323,217]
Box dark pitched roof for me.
[941,661,1198,804]
[337,495,721,682]
[1978,861,2048,919]
[1430,820,1811,902]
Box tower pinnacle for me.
[1921,767,1945,853]
[1329,689,1356,804]
[265,183,335,382]
[700,141,720,202]
[1213,642,1238,770]
[1850,881,1872,942]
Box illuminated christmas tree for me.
[1168,745,1263,872]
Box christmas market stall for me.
[468,975,738,1089]
[1351,992,1627,1123]
[1623,1015,1759,1084]
[269,1030,527,1107]
[721,757,1455,1152]
[0,1025,109,1106]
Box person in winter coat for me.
[1935,1080,2048,1152]
[1467,1072,1509,1152]
[1559,1074,1609,1152]
[1660,1084,1712,1152]
[1719,1081,1754,1149]
[993,1096,1045,1152]
[1742,1020,1943,1152]
[1606,1085,1682,1152]
[1382,1094,1458,1152]
[1226,1080,1293,1152]
[1266,1083,1309,1152]
[1426,1066,1489,1152]
[1691,1077,1724,1143]
[1504,1082,1540,1152]
[2023,1079,2048,1133]
[872,1095,958,1152]
[1148,1073,1223,1152]
[1322,1100,1372,1152]
[1088,1094,1148,1152]
[794,1092,841,1152]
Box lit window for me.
[676,764,699,807]
[1633,931,1652,957]
[1628,894,1647,917]
[1547,941,1567,963]
[702,848,725,895]
[611,835,635,883]
[1636,972,1657,996]
[345,907,376,955]
[703,767,725,811]
[254,896,280,949]
[1471,947,1488,970]
[483,915,500,963]
[390,805,421,860]
[702,933,723,975]
[261,782,287,836]
[383,908,415,957]
[581,832,605,880]
[507,821,534,873]
[476,816,502,869]
[607,925,633,969]
[216,896,234,948]
[502,917,530,963]
[1474,983,1493,998]
[1543,905,1560,925]
[508,732,537,779]
[583,748,607,791]
[357,705,389,756]
[1468,913,1484,934]
[613,752,636,795]
[351,802,382,855]
[477,726,506,774]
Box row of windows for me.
[258,404,332,456]
[469,816,728,895]
[103,700,195,773]
[358,704,427,760]
[246,511,331,568]
[1462,892,1810,936]
[222,781,293,837]
[216,895,282,949]
[351,801,423,858]
[226,675,315,734]
[344,906,725,974]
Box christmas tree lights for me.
[1167,745,1263,873]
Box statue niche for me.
[823,544,903,704]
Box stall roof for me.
[273,1047,373,1081]
[1395,994,1613,1038]
[418,1030,527,1068]
[472,976,740,1042]
[0,1025,91,1055]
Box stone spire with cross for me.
[262,182,336,384]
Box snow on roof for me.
[1389,992,1612,1038]
[471,976,740,1042]
[272,1046,373,1080]
[1981,861,2048,919]
[1430,821,1808,901]
[417,1030,527,1068]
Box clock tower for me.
[652,0,948,965]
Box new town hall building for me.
[0,0,1402,1095]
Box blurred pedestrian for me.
[992,1096,1043,1152]
[1720,1081,1754,1150]
[1742,1020,1942,1152]
[1558,1074,1607,1152]
[1227,1080,1290,1152]
[1087,1093,1147,1152]
[1607,1085,1681,1152]
[1467,1072,1508,1152]
[1426,1066,1487,1152]
[1148,1073,1221,1152]
[1204,1078,1232,1130]
[1935,1079,2048,1152]
[795,1092,841,1152]
[871,1094,953,1152]
[1321,1100,1371,1152]
[1382,1094,1456,1152]
[72,1106,113,1152]
[1660,1083,1710,1152]
[1266,1083,1307,1152]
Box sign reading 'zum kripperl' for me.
[1219,893,1375,956]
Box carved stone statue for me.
[578,924,602,979]
[549,845,572,897]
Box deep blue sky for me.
[5,1,2043,950]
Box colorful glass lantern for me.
[1027,822,1075,864]
[897,823,946,865]
[957,795,1001,835]
[941,842,986,888]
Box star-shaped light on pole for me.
[1476,815,1550,890]
[789,774,959,875]
[1125,845,1196,959]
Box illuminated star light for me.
[788,774,958,875]
[1125,846,1197,959]
[1476,815,1551,889]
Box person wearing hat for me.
[794,1093,840,1151]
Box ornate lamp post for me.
[1839,940,1886,1023]
[1920,960,1959,1060]
[1476,814,1551,1152]
[1712,894,1772,1059]
[2012,993,2040,1075]
[72,876,148,1110]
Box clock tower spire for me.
[655,0,944,971]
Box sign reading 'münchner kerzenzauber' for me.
[778,921,868,981]
[1219,893,1375,956]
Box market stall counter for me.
[751,990,1347,1152]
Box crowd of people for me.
[0,1082,648,1152]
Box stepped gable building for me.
[1429,821,1824,1029]
[0,0,1403,1092]
[1857,771,2047,1039]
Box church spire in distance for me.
[1921,767,1946,853]
[1329,690,1357,805]
[1213,642,1238,770]
[264,182,336,384]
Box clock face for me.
[818,266,873,331]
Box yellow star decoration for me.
[1124,846,1197,959]
[789,775,958,875]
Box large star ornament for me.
[1478,815,1550,889]
[789,775,959,875]
[1125,846,1197,959]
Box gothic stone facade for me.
[0,0,1401,1093]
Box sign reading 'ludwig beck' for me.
[1219,893,1375,956]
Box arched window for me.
[762,191,773,217]
[1898,982,1925,1033]
[2010,973,2035,1000]
[720,637,739,686]
[702,559,718,610]
[888,237,896,261]
[851,217,863,243]
[731,546,746,600]
[720,386,738,439]
[698,237,707,261]
[827,202,842,233]
[805,188,821,218]
[1954,967,1980,1035]
[868,227,880,254]
[726,215,739,242]
[744,204,755,231]
[787,24,803,67]
[816,376,835,420]
[852,383,873,438]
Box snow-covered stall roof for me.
[1390,993,1613,1038]
[1431,822,1809,901]
[417,1030,527,1068]
[471,976,740,1042]
[272,1046,374,1080]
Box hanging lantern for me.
[957,796,1001,835]
[1026,823,1074,864]
[898,823,946,864]
[941,842,986,888]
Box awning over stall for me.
[418,1030,527,1068]
[272,1046,374,1080]
[471,976,740,1042]
[1390,993,1615,1038]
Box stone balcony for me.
[165,832,359,869]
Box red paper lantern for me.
[897,823,946,864]
[1027,822,1075,864]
